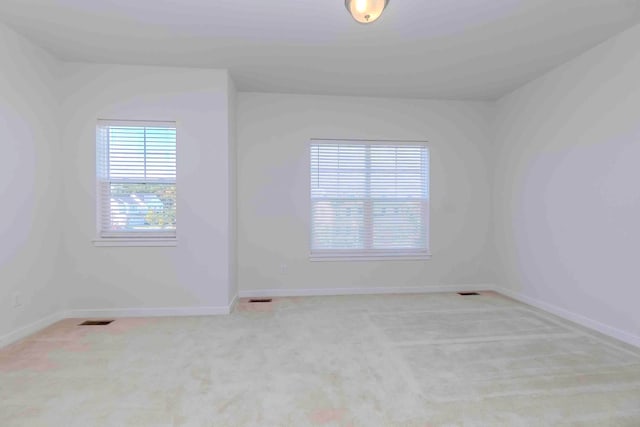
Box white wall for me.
[494,23,640,345]
[227,75,238,305]
[237,93,495,294]
[0,23,64,341]
[60,64,237,314]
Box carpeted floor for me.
[1,292,639,426]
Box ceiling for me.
[1,0,639,100]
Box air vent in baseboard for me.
[458,292,480,296]
[249,298,273,303]
[79,320,114,326]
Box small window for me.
[310,139,430,260]
[96,120,177,242]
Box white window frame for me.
[309,138,431,261]
[93,119,178,247]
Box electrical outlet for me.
[280,263,288,275]
[12,292,22,308]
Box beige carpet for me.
[1,292,639,426]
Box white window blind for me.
[96,120,177,239]
[310,140,429,259]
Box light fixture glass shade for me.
[345,0,389,24]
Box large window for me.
[310,139,430,260]
[96,120,177,242]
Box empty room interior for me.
[1,0,640,425]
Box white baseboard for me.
[0,311,65,349]
[239,284,494,298]
[64,304,234,319]
[496,287,640,348]
[1,301,237,349]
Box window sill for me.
[93,238,177,247]
[309,254,431,262]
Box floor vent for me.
[79,320,114,326]
[458,292,480,296]
[249,298,273,303]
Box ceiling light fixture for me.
[345,0,389,24]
